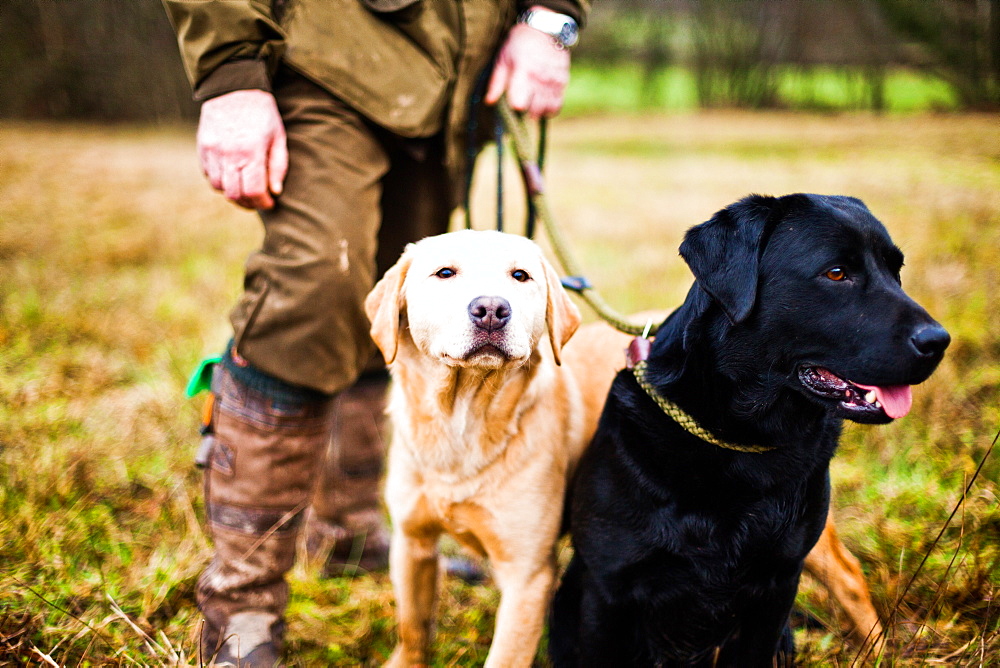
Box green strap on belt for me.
[185,356,222,397]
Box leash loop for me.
[497,98,655,336]
[495,100,774,455]
[463,75,549,237]
[494,113,504,231]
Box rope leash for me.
[496,98,655,337]
[495,103,777,454]
[631,361,775,454]
[472,100,776,455]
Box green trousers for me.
[230,66,454,394]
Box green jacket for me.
[163,0,588,204]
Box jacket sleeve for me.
[161,0,287,101]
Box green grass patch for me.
[563,64,960,116]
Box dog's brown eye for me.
[435,267,456,279]
[511,269,530,283]
[825,267,847,282]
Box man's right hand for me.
[197,89,288,210]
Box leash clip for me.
[626,319,654,369]
[560,275,593,292]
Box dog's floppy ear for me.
[542,256,581,365]
[364,246,414,365]
[679,195,781,325]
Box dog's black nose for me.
[911,323,950,357]
[469,296,511,332]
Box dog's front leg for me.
[387,526,441,668]
[719,579,800,668]
[484,555,557,668]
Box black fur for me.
[549,194,949,667]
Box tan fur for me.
[368,231,583,667]
[368,232,881,666]
[804,517,885,651]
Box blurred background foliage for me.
[0,0,998,122]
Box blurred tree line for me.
[0,0,196,121]
[578,0,1000,110]
[0,0,997,122]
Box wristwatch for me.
[517,9,579,49]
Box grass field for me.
[1,110,998,666]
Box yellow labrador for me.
[366,230,882,666]
[366,230,584,667]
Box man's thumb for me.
[268,133,289,196]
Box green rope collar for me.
[631,361,776,454]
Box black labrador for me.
[549,194,949,667]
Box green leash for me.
[497,98,655,337]
[631,360,775,454]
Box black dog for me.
[549,194,949,667]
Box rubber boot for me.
[303,371,488,584]
[305,370,391,577]
[197,358,336,667]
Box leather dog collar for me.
[631,361,776,454]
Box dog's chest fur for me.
[384,345,584,563]
[388,347,580,492]
[393,363,536,477]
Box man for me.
[162,0,587,664]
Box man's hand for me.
[197,89,288,210]
[485,8,572,119]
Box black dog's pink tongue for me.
[856,383,913,419]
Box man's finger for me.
[485,58,511,105]
[241,159,273,209]
[233,195,260,211]
[202,150,223,191]
[504,68,534,112]
[221,162,244,202]
[527,95,546,121]
[537,89,562,119]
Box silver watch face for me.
[558,21,579,48]
[521,10,579,48]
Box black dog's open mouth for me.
[798,366,913,420]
